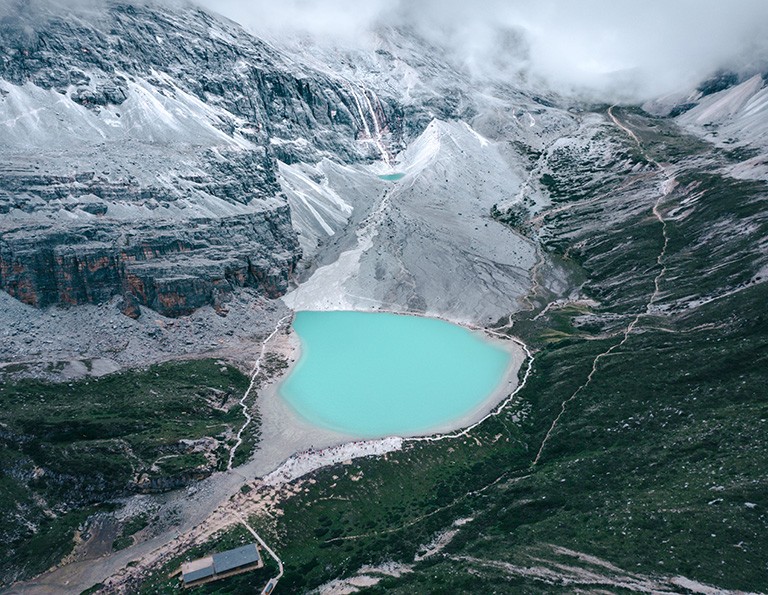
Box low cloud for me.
[195,0,394,43]
[10,0,768,101]
[196,0,768,101]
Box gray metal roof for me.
[182,564,213,583]
[212,544,260,574]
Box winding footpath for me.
[227,313,292,470]
[533,106,674,465]
[14,108,679,594]
[228,314,291,593]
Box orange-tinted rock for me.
[119,293,141,319]
[0,208,301,318]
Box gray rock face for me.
[0,0,404,163]
[282,120,548,324]
[0,0,405,316]
[0,204,299,317]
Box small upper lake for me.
[279,311,513,437]
[378,172,406,181]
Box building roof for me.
[212,544,261,574]
[181,556,214,583]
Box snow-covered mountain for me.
[0,0,406,317]
[0,0,571,327]
[3,1,768,594]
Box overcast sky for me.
[195,0,768,100]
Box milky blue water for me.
[378,172,406,181]
[279,311,512,437]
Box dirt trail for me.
[235,513,283,594]
[228,314,292,470]
[533,107,673,465]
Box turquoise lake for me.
[279,311,512,437]
[378,172,406,181]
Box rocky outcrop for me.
[0,147,282,215]
[134,471,211,494]
[0,1,404,164]
[0,206,300,317]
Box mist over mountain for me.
[1,0,767,593]
[7,0,768,101]
[200,0,768,101]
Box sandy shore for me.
[251,318,527,483]
[256,316,526,444]
[237,328,364,478]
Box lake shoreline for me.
[252,310,526,460]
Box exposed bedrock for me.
[0,1,405,165]
[0,0,407,317]
[0,207,300,318]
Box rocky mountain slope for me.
[0,0,559,329]
[2,2,767,594]
[0,3,552,588]
[285,119,544,323]
[207,101,768,595]
[275,38,579,323]
[0,0,408,317]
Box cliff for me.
[0,205,299,317]
[0,0,404,317]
